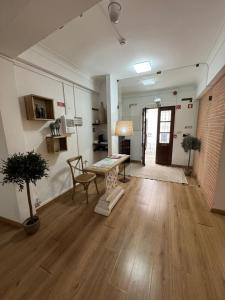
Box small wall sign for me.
[57,101,65,107]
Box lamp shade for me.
[115,120,133,137]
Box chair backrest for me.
[67,155,84,182]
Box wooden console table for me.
[84,154,130,216]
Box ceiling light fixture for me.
[119,37,127,45]
[154,98,161,103]
[134,62,151,74]
[108,1,122,24]
[142,78,155,86]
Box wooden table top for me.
[84,154,130,175]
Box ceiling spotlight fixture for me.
[119,37,127,45]
[142,78,155,86]
[154,98,161,103]
[108,1,122,24]
[134,62,151,74]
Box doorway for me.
[145,108,158,164]
[128,105,186,184]
[142,106,175,166]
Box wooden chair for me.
[67,156,99,203]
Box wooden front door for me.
[156,106,175,165]
[142,108,147,165]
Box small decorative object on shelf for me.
[35,104,41,118]
[92,120,100,125]
[0,151,48,235]
[35,103,47,119]
[99,102,107,124]
[24,94,55,121]
[49,118,61,136]
[46,136,68,153]
[40,105,46,119]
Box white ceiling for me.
[40,0,225,80]
[119,65,208,94]
[0,0,100,57]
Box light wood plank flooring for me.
[1,177,225,300]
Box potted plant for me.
[181,135,201,176]
[0,151,48,234]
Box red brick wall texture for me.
[194,74,225,208]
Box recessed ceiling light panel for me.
[142,78,155,85]
[134,62,151,73]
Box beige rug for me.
[126,162,188,184]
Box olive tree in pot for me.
[181,135,201,176]
[0,151,48,235]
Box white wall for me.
[197,22,225,96]
[15,66,98,209]
[0,57,27,223]
[75,87,96,165]
[121,85,198,166]
[0,112,20,222]
[0,49,99,223]
[0,0,100,58]
[94,76,108,142]
[106,75,119,155]
[19,45,98,92]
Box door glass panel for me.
[159,133,170,144]
[160,110,171,121]
[160,122,171,133]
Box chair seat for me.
[75,172,96,183]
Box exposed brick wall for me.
[193,74,225,208]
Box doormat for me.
[126,162,188,184]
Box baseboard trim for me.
[171,164,187,168]
[37,186,73,212]
[211,208,225,216]
[0,216,22,228]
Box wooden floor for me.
[1,177,225,300]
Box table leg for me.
[118,161,130,183]
[94,166,125,216]
[105,166,118,195]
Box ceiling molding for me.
[121,84,197,99]
[0,0,101,57]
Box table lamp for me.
[115,120,133,137]
[115,120,133,182]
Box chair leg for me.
[72,183,76,201]
[85,184,89,204]
[94,178,99,194]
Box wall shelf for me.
[24,94,55,121]
[92,122,107,126]
[46,135,68,153]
